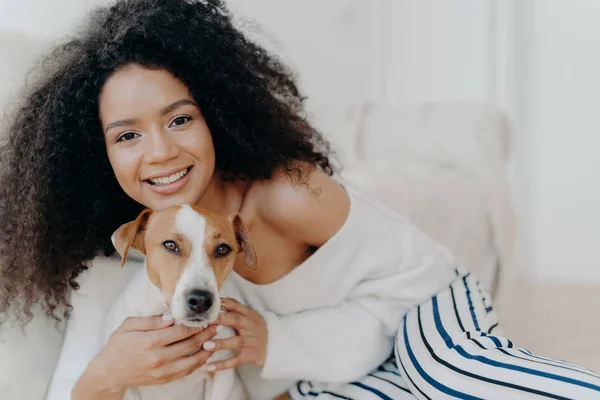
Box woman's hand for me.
[72,315,218,399]
[202,298,268,372]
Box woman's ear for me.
[230,213,258,271]
[111,208,152,268]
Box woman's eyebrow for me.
[105,118,139,134]
[104,99,197,134]
[159,99,198,116]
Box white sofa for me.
[0,28,518,399]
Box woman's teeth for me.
[149,168,189,186]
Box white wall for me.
[0,0,108,37]
[525,0,600,283]
[226,0,382,107]
[0,0,498,108]
[381,0,600,285]
[383,0,493,105]
[227,0,496,107]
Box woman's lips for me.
[144,166,192,195]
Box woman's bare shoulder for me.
[248,165,350,247]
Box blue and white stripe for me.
[290,269,600,399]
[289,356,414,400]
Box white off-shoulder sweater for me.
[223,185,457,399]
[46,185,457,399]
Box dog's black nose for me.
[186,289,214,313]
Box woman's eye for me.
[215,244,232,257]
[116,132,139,142]
[162,240,180,253]
[170,116,191,127]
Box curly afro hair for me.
[0,0,333,324]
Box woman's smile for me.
[143,166,193,195]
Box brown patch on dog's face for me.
[142,207,192,299]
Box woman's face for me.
[100,64,216,211]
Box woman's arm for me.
[69,316,217,400]
[205,168,457,382]
[212,269,453,383]
[209,296,394,382]
[45,255,136,400]
[45,255,219,399]
[259,299,394,382]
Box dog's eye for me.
[215,244,232,257]
[163,240,180,253]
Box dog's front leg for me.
[202,325,246,400]
[203,367,246,400]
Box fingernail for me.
[202,324,208,329]
[205,364,216,372]
[162,313,174,321]
[216,325,223,333]
[203,341,216,350]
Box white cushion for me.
[359,101,511,178]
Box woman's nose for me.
[144,130,180,164]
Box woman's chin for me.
[144,194,197,211]
[136,188,191,210]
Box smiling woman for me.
[0,0,332,327]
[101,66,217,211]
[3,1,600,400]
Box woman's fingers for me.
[159,325,219,362]
[221,299,266,327]
[221,298,263,323]
[157,348,213,382]
[149,323,207,347]
[216,311,253,332]
[220,298,247,313]
[203,334,259,352]
[205,353,249,372]
[120,315,175,332]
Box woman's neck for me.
[196,172,250,217]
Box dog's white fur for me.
[170,206,221,323]
[104,206,246,400]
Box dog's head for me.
[112,205,257,326]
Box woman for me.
[1,1,599,399]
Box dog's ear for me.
[230,213,257,271]
[112,209,152,268]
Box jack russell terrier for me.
[105,205,257,400]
